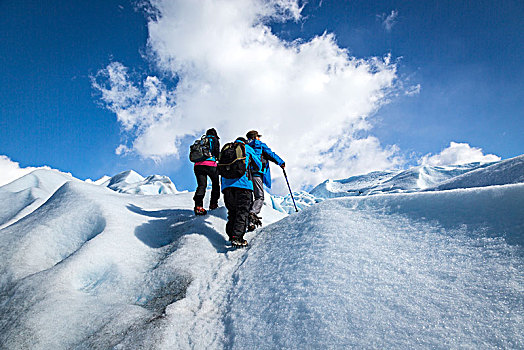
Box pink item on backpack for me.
[195,160,217,167]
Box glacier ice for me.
[0,163,522,349]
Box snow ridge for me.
[310,156,524,199]
[430,154,524,191]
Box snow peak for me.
[217,142,247,179]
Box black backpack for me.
[189,135,212,162]
[217,142,247,179]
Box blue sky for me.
[284,0,523,158]
[1,0,522,191]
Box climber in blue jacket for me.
[245,130,285,231]
[221,137,262,247]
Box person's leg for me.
[223,188,236,240]
[231,189,253,240]
[208,166,220,209]
[250,176,264,215]
[193,165,208,208]
[247,176,264,231]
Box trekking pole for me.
[282,168,299,212]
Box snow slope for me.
[229,184,523,349]
[0,169,75,228]
[0,166,522,349]
[0,174,285,349]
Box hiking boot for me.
[194,206,207,216]
[248,213,262,228]
[230,237,248,247]
[209,203,219,210]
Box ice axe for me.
[282,168,299,212]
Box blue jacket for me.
[221,141,262,192]
[247,139,285,188]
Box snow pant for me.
[223,187,253,240]
[193,165,220,207]
[250,175,264,215]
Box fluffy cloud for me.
[94,0,403,191]
[421,142,501,166]
[0,156,50,187]
[92,66,178,160]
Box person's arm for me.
[212,137,220,159]
[261,143,285,167]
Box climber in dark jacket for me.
[193,128,220,215]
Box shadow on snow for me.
[127,204,231,253]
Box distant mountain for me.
[309,158,518,198]
[104,170,179,195]
[86,175,112,185]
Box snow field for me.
[0,173,286,349]
[0,168,522,349]
[0,179,196,349]
[227,185,523,349]
[115,199,287,349]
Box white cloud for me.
[94,0,403,191]
[379,10,398,31]
[115,144,131,156]
[421,142,501,166]
[0,156,49,187]
[405,84,421,96]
